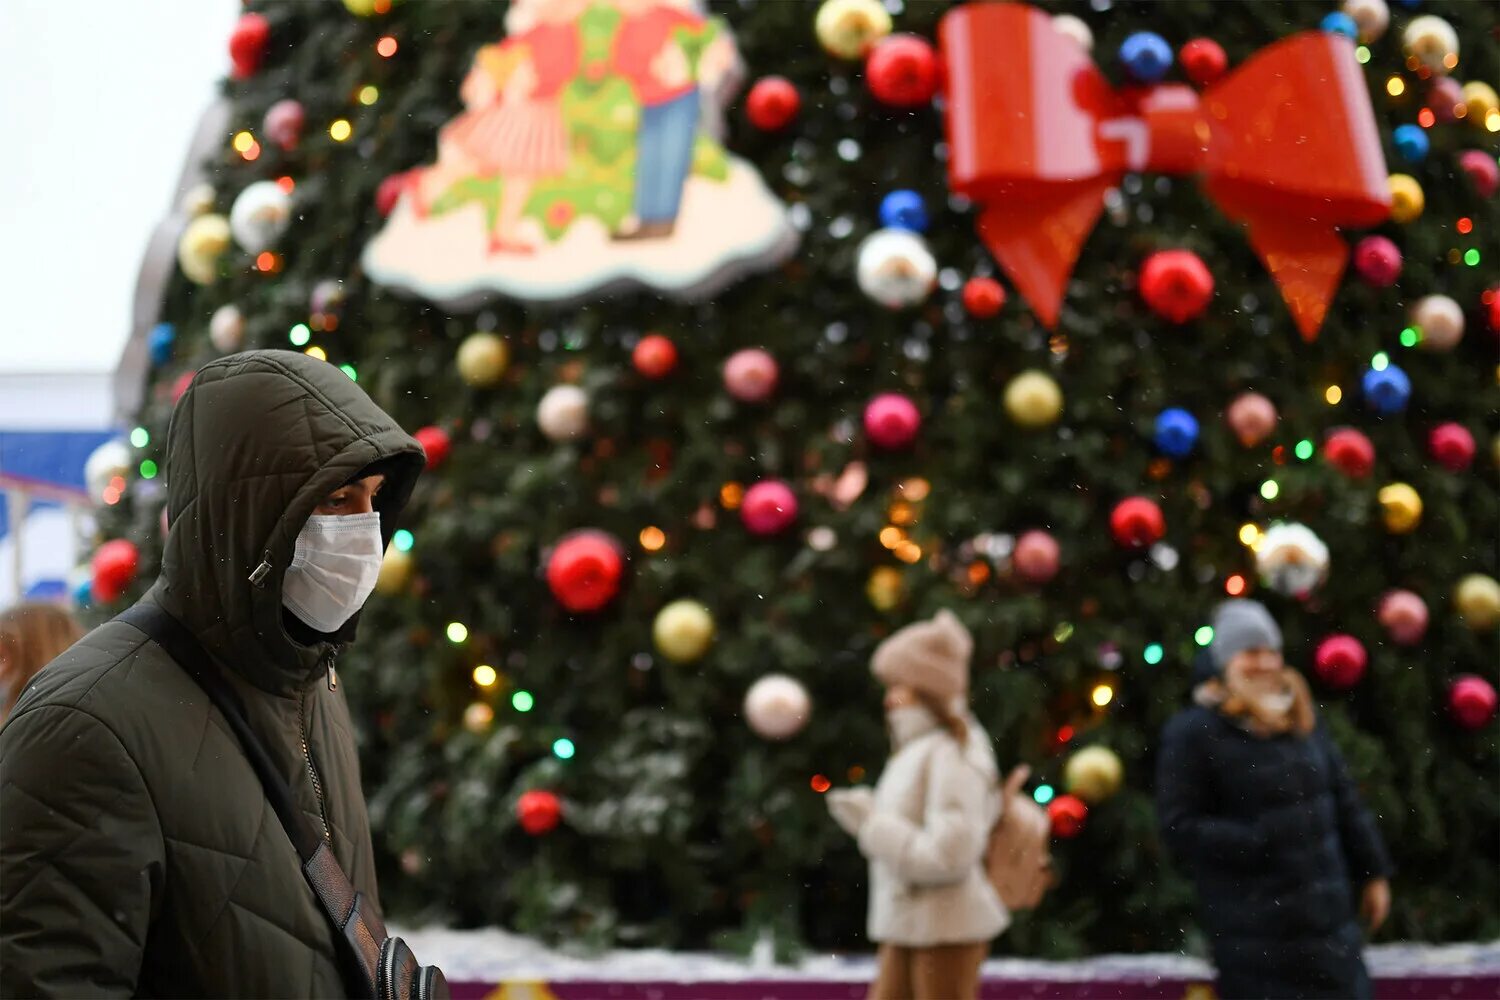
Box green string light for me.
[340,364,357,382]
[1355,45,1370,64]
[392,529,414,551]
[130,427,150,448]
[512,690,534,713]
[289,323,311,346]
[1371,352,1389,371]
[139,460,159,479]
[1033,784,1055,805]
[1399,326,1419,348]
[1295,439,1315,461]
[1195,626,1215,646]
[1464,249,1480,266]
[1144,643,1164,665]
[446,622,468,644]
[1261,479,1280,501]
[552,738,576,760]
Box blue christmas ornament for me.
[879,190,928,233]
[1319,12,1358,39]
[148,323,176,366]
[1119,32,1173,83]
[1363,364,1411,414]
[72,577,94,609]
[1154,407,1200,458]
[1392,124,1429,163]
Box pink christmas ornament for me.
[724,348,779,403]
[741,480,798,536]
[1429,422,1475,472]
[1013,530,1061,584]
[1458,150,1499,199]
[1314,634,1367,690]
[1377,589,1429,645]
[1225,392,1278,447]
[263,99,306,151]
[1428,77,1464,123]
[1449,675,1498,730]
[1352,235,1402,287]
[863,393,921,450]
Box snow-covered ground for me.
[396,926,1500,984]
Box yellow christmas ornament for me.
[177,214,231,285]
[1388,175,1423,223]
[866,566,904,612]
[1004,370,1064,428]
[1065,745,1124,804]
[1455,574,1500,631]
[653,600,716,663]
[1490,431,1500,470]
[1378,482,1422,534]
[1462,82,1499,124]
[457,332,509,388]
[815,0,892,60]
[375,545,413,596]
[342,0,388,15]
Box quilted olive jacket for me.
[0,351,423,997]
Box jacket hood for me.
[153,350,424,693]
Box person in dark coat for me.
[1156,600,1393,1000]
[0,352,426,996]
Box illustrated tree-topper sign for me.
[363,0,798,307]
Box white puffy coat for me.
[857,711,1009,946]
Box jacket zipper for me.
[299,679,333,846]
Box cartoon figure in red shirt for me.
[611,0,737,240]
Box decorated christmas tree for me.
[95,0,1497,959]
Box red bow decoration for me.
[940,3,1391,339]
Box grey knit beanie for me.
[1209,600,1283,671]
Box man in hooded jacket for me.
[0,351,425,997]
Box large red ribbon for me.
[940,3,1391,339]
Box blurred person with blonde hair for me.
[0,602,82,722]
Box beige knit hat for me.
[870,609,973,701]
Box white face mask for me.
[282,512,384,634]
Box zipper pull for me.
[248,552,273,588]
[326,650,340,691]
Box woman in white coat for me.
[828,609,1008,1000]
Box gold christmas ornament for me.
[177,214,231,285]
[814,0,892,60]
[1454,574,1500,631]
[1378,482,1422,534]
[1004,370,1064,428]
[1387,175,1424,223]
[866,566,904,612]
[653,600,716,663]
[457,332,509,387]
[1462,82,1499,124]
[375,545,413,596]
[1065,745,1124,804]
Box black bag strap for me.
[116,603,386,997]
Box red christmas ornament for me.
[1352,236,1402,287]
[1109,497,1165,549]
[1487,287,1500,334]
[375,171,409,218]
[545,530,625,613]
[228,13,271,80]
[1377,589,1429,646]
[1428,422,1475,472]
[414,426,451,469]
[1048,794,1088,838]
[1324,428,1375,479]
[865,34,939,108]
[1139,250,1214,323]
[961,277,1006,318]
[723,348,779,403]
[1225,392,1278,448]
[746,76,801,131]
[91,539,141,603]
[741,480,798,536]
[1313,634,1367,690]
[633,334,679,380]
[1449,675,1498,730]
[863,393,921,450]
[171,371,196,404]
[1180,38,1228,86]
[517,790,563,835]
[1013,530,1060,584]
[1458,150,1499,199]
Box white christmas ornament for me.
[229,180,293,254]
[209,305,246,354]
[1411,294,1464,351]
[1341,0,1389,42]
[536,385,589,442]
[1052,14,1093,52]
[1255,522,1330,597]
[85,439,133,503]
[744,674,812,741]
[857,228,937,309]
[180,182,216,217]
[1401,15,1458,75]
